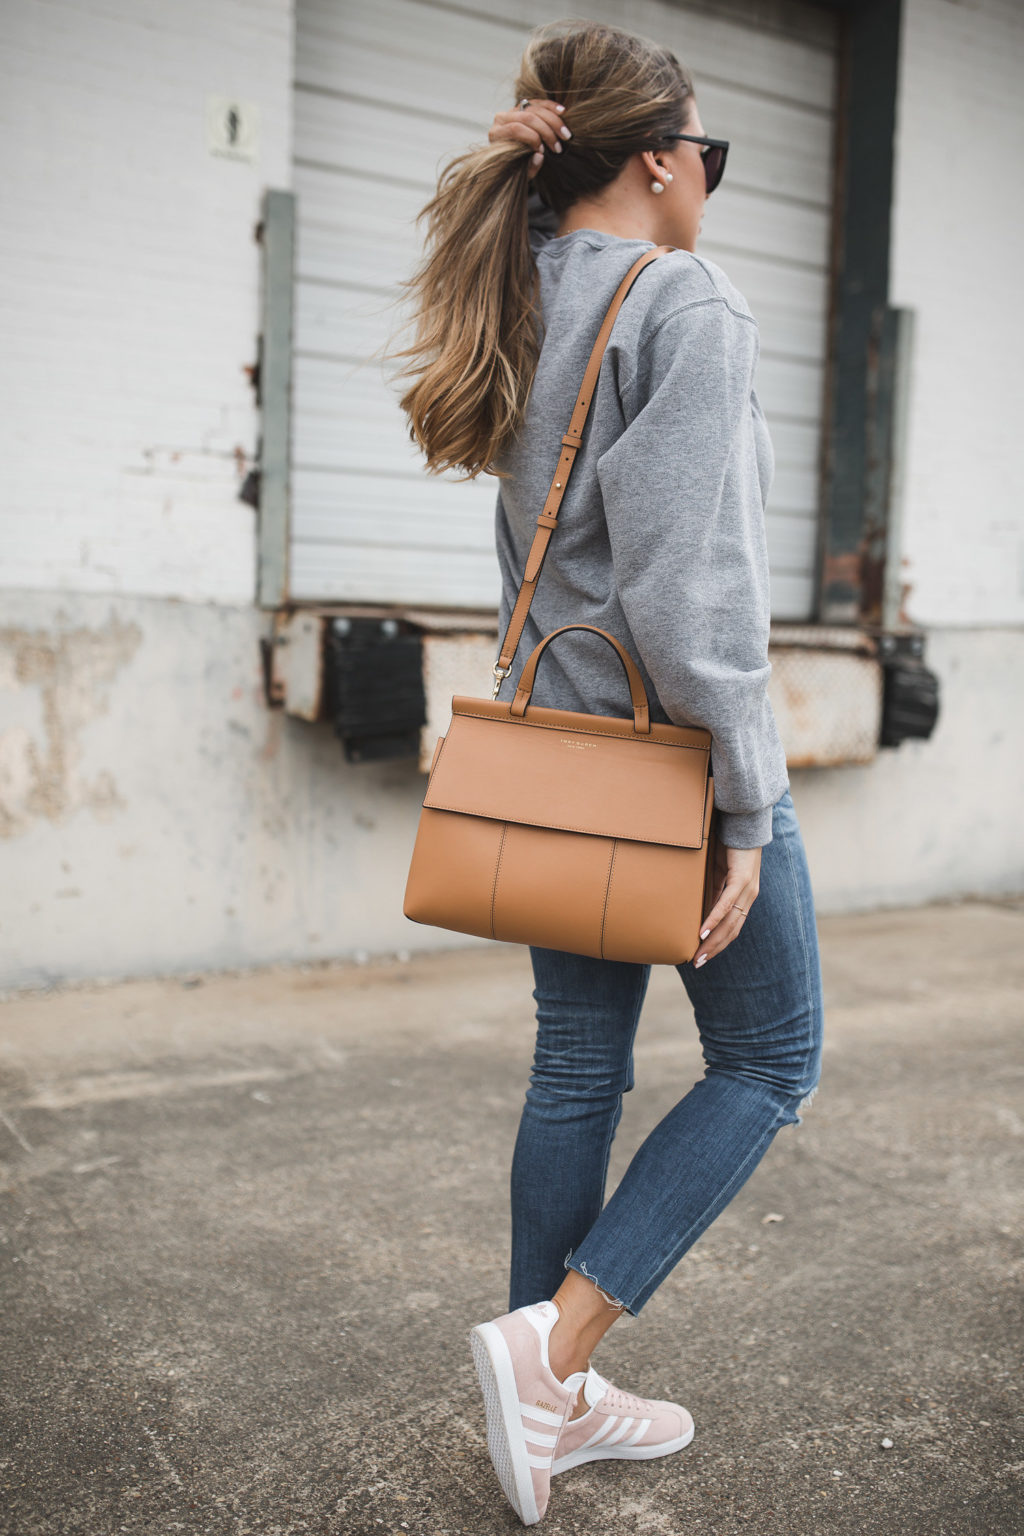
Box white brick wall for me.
[890,0,1024,627]
[0,0,294,605]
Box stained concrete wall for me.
[2,592,1022,991]
[0,593,424,988]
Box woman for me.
[392,19,824,1528]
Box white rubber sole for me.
[470,1322,542,1526]
[550,1417,695,1475]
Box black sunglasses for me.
[660,133,730,195]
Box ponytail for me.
[388,20,694,481]
[390,140,539,480]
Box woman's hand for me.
[693,843,762,968]
[488,98,572,177]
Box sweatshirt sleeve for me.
[596,295,789,848]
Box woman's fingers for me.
[488,100,571,177]
[700,844,750,935]
[693,846,762,968]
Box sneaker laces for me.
[599,1381,654,1416]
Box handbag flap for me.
[423,698,711,849]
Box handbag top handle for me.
[492,243,675,696]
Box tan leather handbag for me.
[403,247,719,965]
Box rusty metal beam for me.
[818,0,904,626]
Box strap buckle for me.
[491,662,512,699]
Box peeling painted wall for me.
[1,593,1023,990]
[0,594,433,987]
[0,615,141,837]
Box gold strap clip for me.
[491,662,512,699]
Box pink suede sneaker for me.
[551,1366,695,1474]
[469,1300,587,1525]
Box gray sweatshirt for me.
[492,214,790,848]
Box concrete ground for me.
[1,898,1022,1536]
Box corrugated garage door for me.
[290,0,839,621]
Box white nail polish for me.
[695,955,707,968]
[700,928,710,940]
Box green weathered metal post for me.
[256,188,295,610]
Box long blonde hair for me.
[388,19,695,481]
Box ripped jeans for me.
[508,787,824,1318]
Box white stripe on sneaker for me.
[602,1417,636,1446]
[579,1417,621,1451]
[526,1453,551,1469]
[523,1428,558,1449]
[623,1418,653,1445]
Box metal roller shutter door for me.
[290,0,839,620]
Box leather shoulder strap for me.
[492,244,675,695]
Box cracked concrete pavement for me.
[1,897,1022,1535]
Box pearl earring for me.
[650,171,673,194]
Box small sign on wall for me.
[206,96,260,162]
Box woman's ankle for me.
[547,1279,622,1383]
[550,1348,590,1383]
[548,1309,590,1383]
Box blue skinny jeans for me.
[508,787,824,1317]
